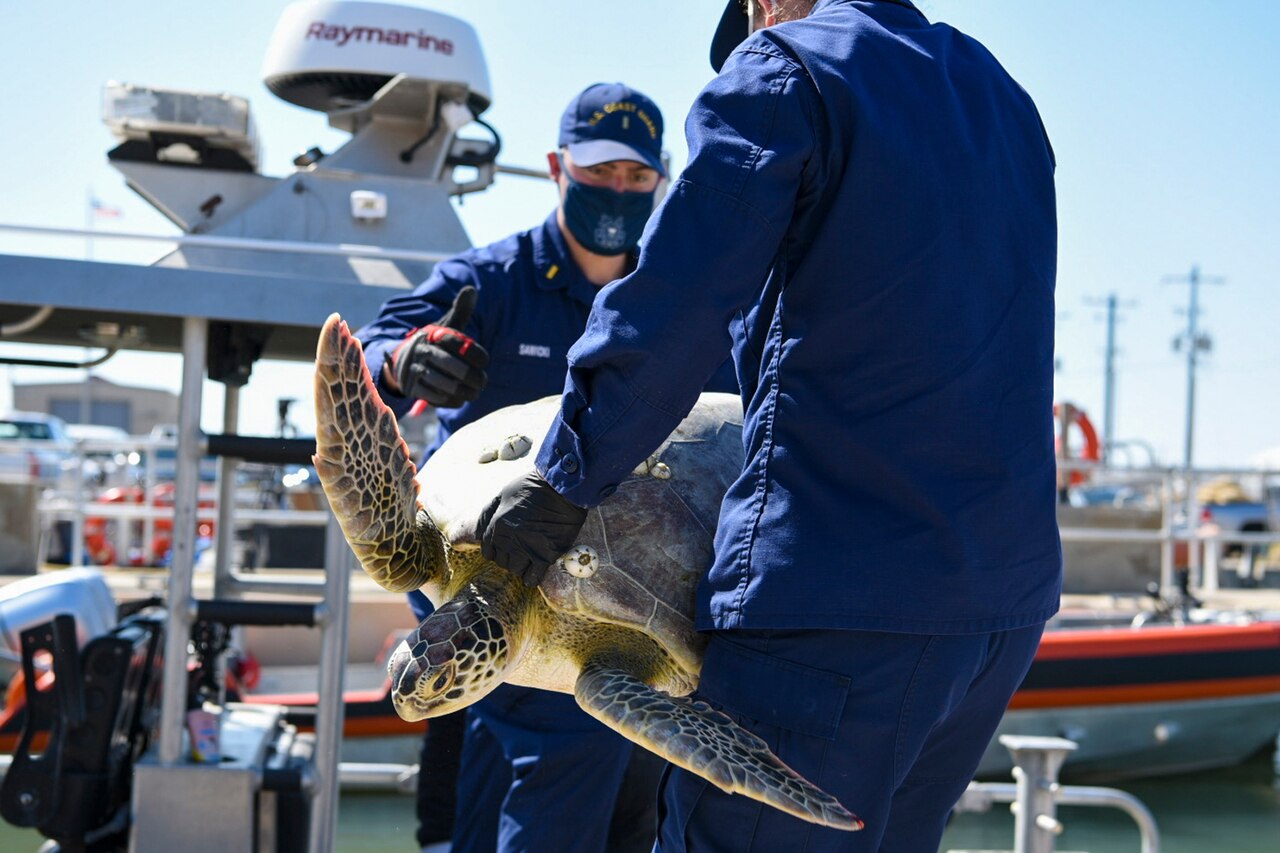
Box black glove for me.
[390,286,490,408]
[478,470,589,588]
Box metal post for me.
[214,386,240,599]
[70,441,86,567]
[1182,266,1200,470]
[142,436,157,566]
[211,386,240,709]
[307,515,354,853]
[1159,475,1175,596]
[1000,735,1077,853]
[1202,533,1220,593]
[1101,294,1117,464]
[1186,470,1202,583]
[158,316,207,765]
[956,774,1161,853]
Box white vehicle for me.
[0,411,77,489]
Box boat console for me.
[0,571,165,851]
[0,2,513,851]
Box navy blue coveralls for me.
[357,212,737,852]
[532,2,1062,850]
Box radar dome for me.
[261,1,491,114]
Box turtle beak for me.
[388,643,455,721]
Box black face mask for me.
[559,159,656,256]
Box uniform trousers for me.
[453,686,661,853]
[656,623,1045,852]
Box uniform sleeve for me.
[536,48,818,506]
[354,257,486,418]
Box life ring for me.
[1053,402,1100,486]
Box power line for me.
[1162,264,1225,469]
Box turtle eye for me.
[432,672,450,692]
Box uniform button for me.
[562,453,580,474]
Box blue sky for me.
[1,1,1277,467]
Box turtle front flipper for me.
[313,314,444,593]
[574,661,863,831]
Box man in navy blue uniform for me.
[357,83,737,853]
[478,2,1062,850]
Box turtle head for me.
[388,590,514,720]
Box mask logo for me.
[593,215,627,252]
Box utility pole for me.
[1085,293,1134,464]
[1164,265,1224,469]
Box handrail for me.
[953,735,1160,853]
[1055,459,1280,479]
[0,222,450,264]
[1054,786,1161,851]
[1055,461,1280,596]
[12,435,1279,600]
[39,500,328,526]
[959,781,1161,853]
[0,753,420,796]
[17,456,1280,591]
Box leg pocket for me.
[696,630,851,741]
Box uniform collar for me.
[532,210,636,306]
[819,0,926,21]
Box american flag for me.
[90,197,123,218]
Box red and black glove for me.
[478,470,588,588]
[390,286,490,408]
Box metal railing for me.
[0,222,451,265]
[21,451,1278,593]
[952,735,1160,853]
[0,432,330,573]
[1056,461,1280,597]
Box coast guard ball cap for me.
[710,0,750,72]
[558,83,665,176]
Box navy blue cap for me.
[710,1,749,72]
[558,83,665,175]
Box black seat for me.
[1,609,165,852]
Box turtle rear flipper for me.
[575,662,863,831]
[313,314,443,593]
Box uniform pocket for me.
[696,631,851,741]
[485,352,567,400]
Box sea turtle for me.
[312,314,861,831]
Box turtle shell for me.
[420,392,743,676]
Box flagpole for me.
[82,188,95,435]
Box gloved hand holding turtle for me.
[389,285,490,408]
[477,470,588,587]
